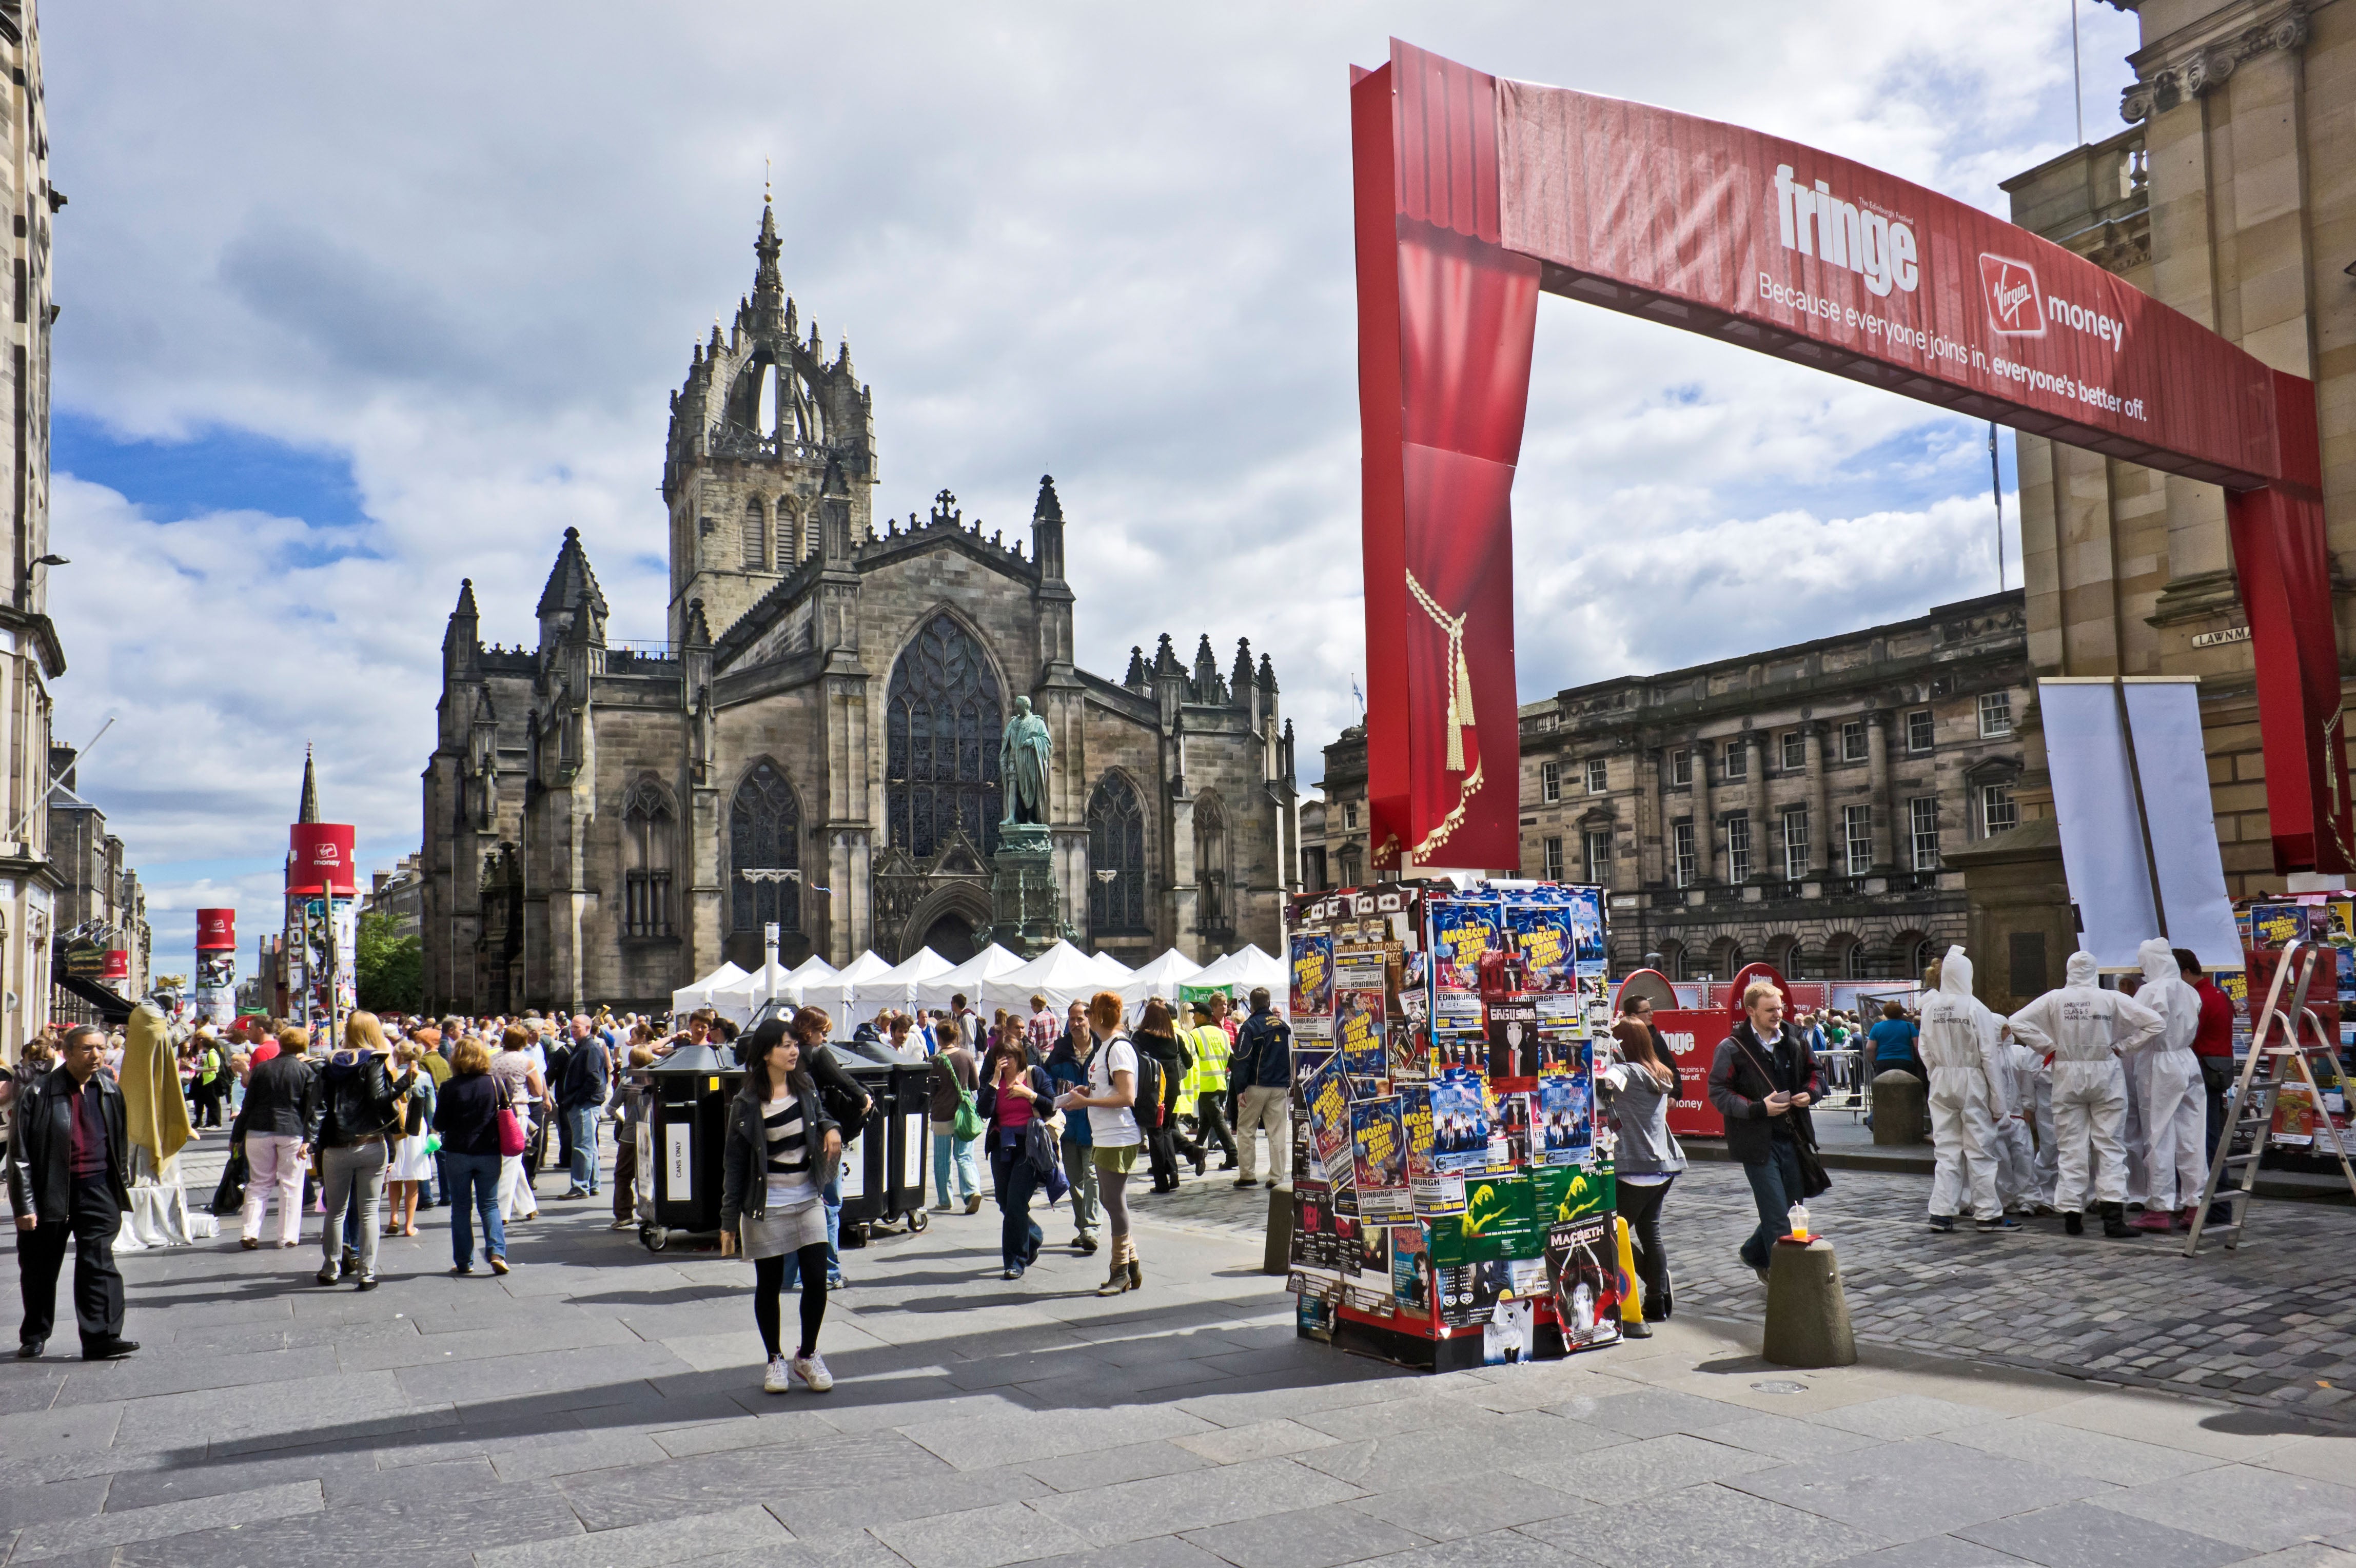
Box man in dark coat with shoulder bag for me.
[7,1025,139,1360]
[1706,979,1827,1283]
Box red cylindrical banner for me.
[196,908,237,952]
[288,824,358,894]
[102,950,129,981]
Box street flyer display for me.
[1427,1067,1490,1176]
[1350,1096,1412,1218]
[1290,933,1334,1036]
[1544,1214,1623,1350]
[1336,989,1389,1080]
[1535,1072,1594,1166]
[2250,903,2309,950]
[1306,1055,1354,1182]
[1284,877,1610,1370]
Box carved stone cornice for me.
[2121,0,2324,122]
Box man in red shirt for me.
[2175,949,2234,1165]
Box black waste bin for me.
[643,1041,740,1251]
[828,1039,931,1241]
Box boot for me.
[1094,1245,1132,1297]
[2063,1211,2084,1236]
[1127,1252,1143,1289]
[2100,1202,2135,1239]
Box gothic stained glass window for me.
[1087,773,1147,935]
[729,760,801,934]
[887,615,1003,858]
[622,778,675,938]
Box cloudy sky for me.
[42,3,2140,965]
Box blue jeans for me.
[446,1152,505,1268]
[932,1127,978,1205]
[778,1170,843,1290]
[1739,1139,1807,1269]
[991,1145,1043,1270]
[564,1105,600,1192]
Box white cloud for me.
[40,2,2139,958]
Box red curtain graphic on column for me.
[1354,47,1536,871]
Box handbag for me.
[496,1084,528,1158]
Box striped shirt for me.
[762,1094,816,1209]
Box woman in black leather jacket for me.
[719,1012,842,1395]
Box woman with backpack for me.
[1043,1011,1099,1255]
[304,1011,414,1291]
[719,1015,842,1395]
[1056,991,1142,1295]
[927,1017,981,1215]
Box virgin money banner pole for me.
[1354,38,2345,875]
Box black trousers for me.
[18,1172,126,1350]
[1144,1122,1181,1188]
[1615,1175,1675,1321]
[1191,1096,1238,1165]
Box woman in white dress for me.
[383,1040,438,1237]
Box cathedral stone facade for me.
[420,206,1297,1014]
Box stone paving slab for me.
[3,1136,2353,1567]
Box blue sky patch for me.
[54,411,365,528]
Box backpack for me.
[1129,1048,1164,1130]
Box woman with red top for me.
[977,1036,1054,1280]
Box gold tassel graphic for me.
[1406,567,1473,774]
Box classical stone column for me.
[1691,736,1714,885]
[1867,710,1895,872]
[1643,744,1665,886]
[1805,721,1830,877]
[1744,733,1768,877]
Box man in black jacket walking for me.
[6,1025,138,1360]
[1706,981,1823,1282]
[558,1014,610,1200]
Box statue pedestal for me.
[986,823,1073,957]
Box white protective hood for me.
[1916,945,2010,1114]
[2066,950,2100,988]
[2135,937,2201,1054]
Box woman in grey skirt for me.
[719,1012,842,1395]
[1602,1003,1687,1337]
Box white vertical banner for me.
[2040,677,2241,971]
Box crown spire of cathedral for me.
[752,199,786,325]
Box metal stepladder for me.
[2184,939,2356,1256]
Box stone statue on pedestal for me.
[999,695,1051,827]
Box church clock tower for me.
[661,202,878,645]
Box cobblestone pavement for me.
[3,1136,2353,1568]
[1128,1153,2356,1428]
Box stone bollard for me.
[1762,1238,1858,1367]
[1871,1069,1928,1145]
[1263,1183,1292,1276]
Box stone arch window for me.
[621,778,676,938]
[729,760,801,936]
[741,496,767,569]
[1764,933,1800,977]
[1707,935,1744,979]
[1656,939,1686,982]
[777,496,802,564]
[1831,933,1871,980]
[886,615,1004,859]
[1087,773,1148,936]
[1194,791,1232,940]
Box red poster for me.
[288,824,358,894]
[195,908,237,952]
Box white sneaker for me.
[791,1351,834,1393]
[763,1356,791,1395]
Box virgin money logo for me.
[1979,253,2046,337]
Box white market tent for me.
[670,960,749,1017]
[859,947,957,1016]
[985,940,1109,1016]
[917,944,1026,1014]
[711,958,797,1025]
[1189,944,1287,1015]
[1089,951,1136,990]
[804,950,893,1026]
[1119,948,1203,1007]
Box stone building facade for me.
[1311,592,2031,981]
[47,745,150,1011]
[1943,0,2355,1005]
[420,206,1297,1014]
[0,0,59,1056]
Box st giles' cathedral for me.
[421,206,1300,1014]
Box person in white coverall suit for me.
[2127,938,2206,1231]
[2006,950,2167,1237]
[1993,1036,2044,1213]
[1917,947,2018,1231]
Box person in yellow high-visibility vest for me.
[1182,1001,1239,1172]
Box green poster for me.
[1534,1163,1616,1225]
